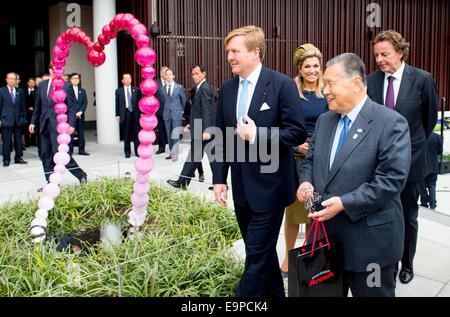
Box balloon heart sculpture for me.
[29,13,159,243]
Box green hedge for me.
[0,178,242,297]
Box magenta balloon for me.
[52,90,67,104]
[97,34,110,46]
[43,183,60,199]
[54,103,67,114]
[131,193,149,208]
[136,34,150,48]
[135,172,149,184]
[53,69,64,78]
[53,152,70,165]
[52,78,65,89]
[57,114,68,123]
[112,13,125,28]
[121,13,135,29]
[140,115,158,131]
[138,96,159,115]
[141,66,156,79]
[52,58,66,69]
[93,42,104,52]
[138,130,156,145]
[54,164,66,173]
[56,122,70,134]
[102,24,116,40]
[68,27,82,37]
[137,144,153,158]
[135,158,154,174]
[57,133,71,145]
[140,79,158,96]
[128,18,140,28]
[49,172,63,185]
[131,23,148,39]
[58,144,70,153]
[133,182,150,195]
[87,49,106,67]
[53,45,69,59]
[56,36,71,50]
[135,47,156,66]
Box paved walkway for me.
[0,130,449,297]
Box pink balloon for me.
[57,133,71,145]
[58,144,70,153]
[68,27,82,38]
[57,122,70,134]
[52,78,65,89]
[54,103,68,114]
[136,34,150,48]
[128,18,140,28]
[102,24,116,40]
[43,183,60,199]
[38,197,55,211]
[97,34,110,46]
[131,23,148,39]
[121,13,135,28]
[57,114,68,123]
[131,206,147,216]
[141,66,156,79]
[54,151,70,165]
[56,36,71,50]
[52,58,66,69]
[140,79,158,96]
[140,115,158,131]
[135,158,154,174]
[49,172,63,185]
[135,47,156,66]
[136,172,149,184]
[131,193,149,208]
[137,144,153,158]
[54,164,66,174]
[53,45,69,59]
[112,13,125,28]
[52,90,67,104]
[87,49,106,67]
[53,69,64,78]
[138,130,156,145]
[138,96,159,115]
[93,42,104,52]
[133,182,150,195]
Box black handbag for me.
[288,218,345,297]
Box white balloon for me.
[30,226,45,236]
[35,209,49,220]
[38,197,55,211]
[31,218,47,228]
[49,173,63,185]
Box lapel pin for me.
[353,134,358,140]
[357,129,363,133]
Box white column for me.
[93,0,119,144]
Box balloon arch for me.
[29,13,159,243]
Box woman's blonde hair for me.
[292,44,324,100]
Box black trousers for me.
[74,115,86,151]
[39,122,86,182]
[156,115,167,151]
[24,110,37,146]
[2,125,23,162]
[400,181,420,269]
[419,173,438,209]
[344,264,397,297]
[178,139,208,186]
[234,203,285,297]
[122,111,140,156]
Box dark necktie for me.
[127,88,133,112]
[167,84,172,98]
[385,75,395,109]
[10,88,15,103]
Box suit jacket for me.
[66,86,88,114]
[154,78,166,118]
[425,132,443,175]
[31,80,77,133]
[299,97,411,271]
[189,81,215,140]
[115,86,142,124]
[162,82,186,121]
[0,86,28,128]
[367,64,438,183]
[213,66,308,212]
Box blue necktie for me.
[335,115,351,155]
[237,79,249,121]
[10,88,15,103]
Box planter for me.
[439,160,450,174]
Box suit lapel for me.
[321,113,340,181]
[394,65,413,112]
[325,100,373,188]
[374,70,384,104]
[227,77,239,127]
[247,67,270,121]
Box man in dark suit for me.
[115,73,142,158]
[167,65,214,189]
[367,30,438,284]
[419,132,443,210]
[67,73,89,156]
[29,64,87,184]
[163,68,186,161]
[0,72,28,166]
[24,77,37,147]
[212,26,307,297]
[298,53,411,297]
[154,66,168,154]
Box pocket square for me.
[260,103,270,111]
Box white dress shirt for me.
[383,61,405,107]
[329,95,368,169]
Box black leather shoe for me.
[125,153,131,158]
[14,158,28,164]
[165,155,172,160]
[167,179,186,190]
[199,174,205,182]
[3,161,10,167]
[78,151,90,156]
[80,176,88,184]
[399,267,414,284]
[155,149,165,154]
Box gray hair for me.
[326,53,367,87]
